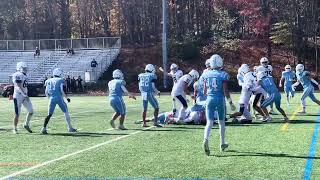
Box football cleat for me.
[118,125,127,130]
[13,128,18,134]
[41,127,48,135]
[68,128,77,133]
[23,125,33,133]
[153,123,163,128]
[203,139,210,156]
[298,110,306,114]
[142,123,149,128]
[110,119,116,129]
[220,144,229,152]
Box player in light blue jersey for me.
[191,80,206,112]
[138,64,161,127]
[292,64,320,113]
[257,71,288,122]
[201,54,236,156]
[279,65,296,106]
[108,69,136,130]
[41,68,77,134]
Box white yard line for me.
[0,126,154,180]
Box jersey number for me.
[139,77,149,87]
[206,78,218,91]
[23,80,28,88]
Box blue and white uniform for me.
[45,77,68,115]
[237,73,244,86]
[259,76,281,109]
[191,80,206,112]
[201,69,229,121]
[108,79,126,115]
[138,72,159,111]
[296,71,317,103]
[281,71,295,96]
[12,72,33,115]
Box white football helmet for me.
[145,64,155,73]
[189,69,199,80]
[170,63,178,72]
[285,65,291,72]
[209,54,223,69]
[112,69,124,79]
[296,64,304,73]
[53,68,63,77]
[239,64,250,75]
[260,57,269,67]
[205,59,211,68]
[16,62,28,73]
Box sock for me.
[204,120,214,140]
[218,120,226,145]
[64,112,72,130]
[43,114,52,129]
[172,98,177,113]
[178,107,187,120]
[302,99,306,109]
[24,113,33,126]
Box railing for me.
[0,37,121,51]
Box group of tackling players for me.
[9,53,320,155]
[11,62,76,134]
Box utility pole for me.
[162,0,168,88]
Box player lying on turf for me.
[229,64,255,123]
[108,69,136,130]
[138,64,162,127]
[12,62,34,134]
[171,69,200,121]
[159,63,183,116]
[41,68,77,134]
[202,54,236,156]
[279,65,296,106]
[257,71,289,122]
[292,64,320,113]
[158,107,206,125]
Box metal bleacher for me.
[0,37,121,84]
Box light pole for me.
[162,0,168,88]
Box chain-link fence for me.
[0,37,121,51]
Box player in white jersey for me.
[257,57,275,114]
[171,69,199,121]
[12,62,34,134]
[230,64,254,123]
[159,63,183,115]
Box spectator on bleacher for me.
[77,76,83,92]
[67,48,75,55]
[91,59,98,81]
[71,77,77,93]
[34,47,40,58]
[43,76,48,86]
[66,76,71,92]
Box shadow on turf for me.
[44,132,129,137]
[212,150,320,160]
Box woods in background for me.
[0,0,319,66]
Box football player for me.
[108,69,136,130]
[12,62,33,134]
[257,71,289,122]
[257,57,275,114]
[159,63,183,115]
[171,69,199,121]
[201,54,236,156]
[279,65,296,106]
[138,64,161,127]
[230,64,254,123]
[41,68,77,134]
[292,64,320,113]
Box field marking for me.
[281,107,301,131]
[0,163,38,167]
[303,110,320,180]
[0,126,154,180]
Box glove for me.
[67,98,71,103]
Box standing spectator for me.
[77,76,83,92]
[91,59,98,81]
[71,77,77,93]
[66,76,71,92]
[34,47,40,58]
[43,76,48,87]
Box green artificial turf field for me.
[0,93,319,180]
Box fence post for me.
[55,40,57,50]
[23,40,25,50]
[38,40,41,50]
[86,38,89,49]
[6,41,8,51]
[71,39,73,48]
[103,38,105,48]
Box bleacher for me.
[0,37,121,84]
